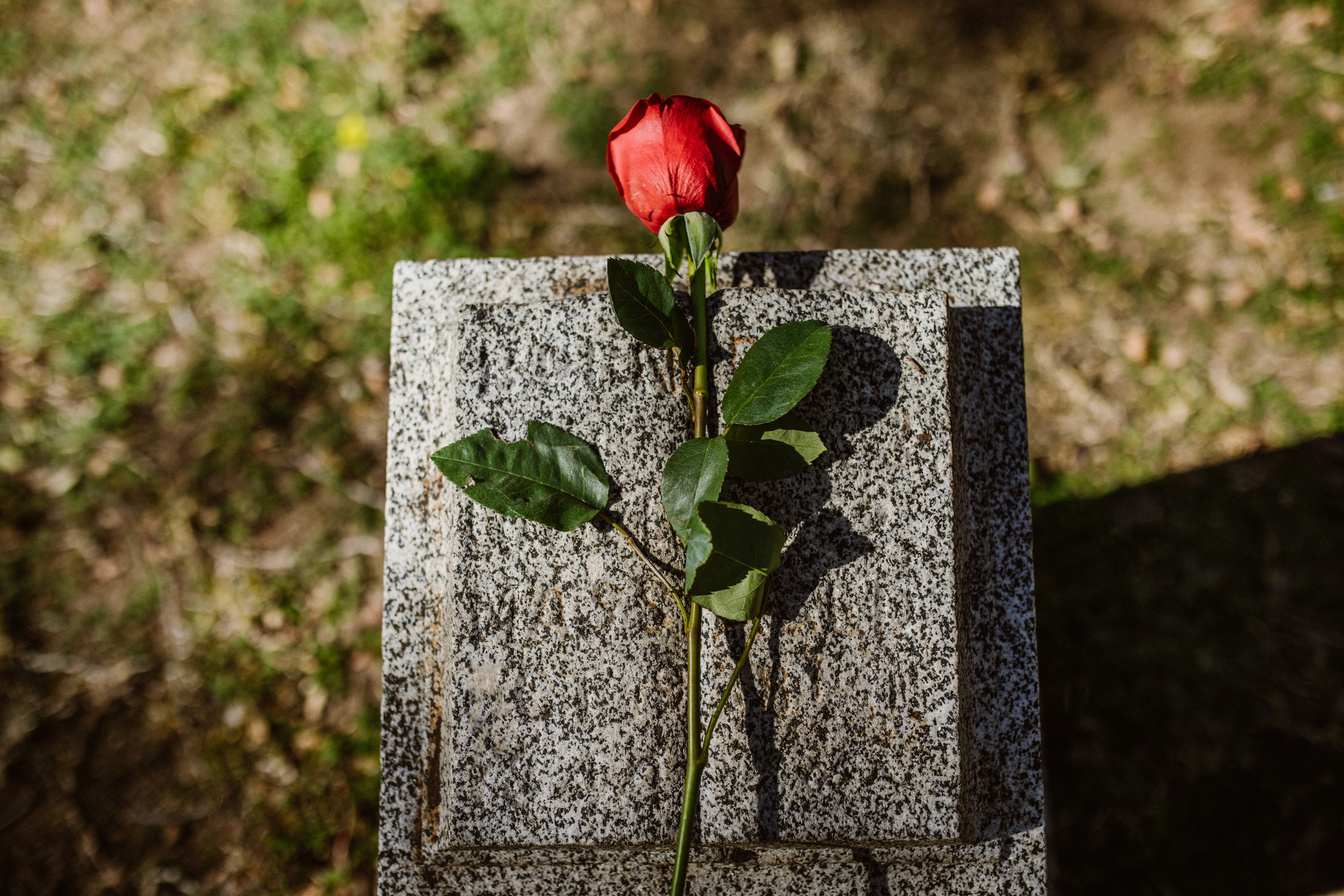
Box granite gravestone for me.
[381,249,1046,894]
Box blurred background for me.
[1,0,1342,892]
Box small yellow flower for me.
[336,112,368,151]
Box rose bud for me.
[607,94,746,234]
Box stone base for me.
[381,249,1044,895]
[381,828,1046,894]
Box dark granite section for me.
[947,304,1039,842]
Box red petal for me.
[607,94,746,233]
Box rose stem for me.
[598,510,687,627]
[700,611,763,760]
[669,260,710,896]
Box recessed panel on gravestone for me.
[438,293,689,848]
[434,287,959,848]
[696,288,960,844]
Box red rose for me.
[607,94,746,234]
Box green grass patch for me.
[1040,92,1106,158]
[551,81,620,163]
[1190,52,1270,99]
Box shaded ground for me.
[1,0,1342,892]
[1037,434,1344,894]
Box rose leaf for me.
[660,436,729,543]
[721,320,832,426]
[724,410,827,481]
[430,421,610,531]
[607,257,695,363]
[685,500,783,621]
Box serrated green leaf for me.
[607,257,695,363]
[685,501,783,621]
[430,420,610,531]
[660,437,728,543]
[724,410,827,480]
[722,320,832,426]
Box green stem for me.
[669,751,705,896]
[691,265,709,441]
[670,263,711,896]
[599,510,687,627]
[699,613,762,761]
[669,602,702,896]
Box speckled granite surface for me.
[381,249,1044,894]
[700,288,959,845]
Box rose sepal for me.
[658,216,688,281]
[658,212,722,280]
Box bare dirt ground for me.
[1,0,1341,893]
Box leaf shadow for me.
[726,251,830,291]
[719,324,902,840]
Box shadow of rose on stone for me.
[718,323,902,840]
